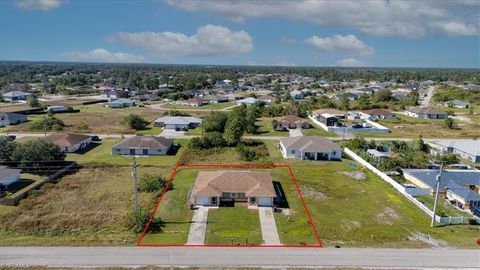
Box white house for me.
[45,133,93,153]
[236,97,258,106]
[153,116,202,130]
[2,91,30,101]
[112,135,173,156]
[405,107,448,119]
[0,166,21,186]
[108,98,134,108]
[279,136,342,160]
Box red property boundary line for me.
[136,163,323,248]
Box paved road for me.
[421,85,436,106]
[0,247,478,268]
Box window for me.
[129,149,135,155]
[290,150,295,154]
[143,149,148,155]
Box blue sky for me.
[0,0,479,68]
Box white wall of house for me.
[62,138,92,153]
[165,123,189,130]
[0,171,21,186]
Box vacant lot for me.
[355,114,480,138]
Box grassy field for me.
[246,118,290,137]
[355,114,480,138]
[416,195,473,218]
[205,207,263,245]
[301,120,337,137]
[0,166,170,246]
[162,101,236,110]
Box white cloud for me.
[62,48,145,63]
[429,21,479,36]
[15,0,64,11]
[165,0,479,38]
[336,58,367,67]
[305,34,374,56]
[105,24,253,59]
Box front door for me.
[249,197,256,205]
[211,197,217,206]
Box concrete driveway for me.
[289,128,303,137]
[159,129,185,138]
[186,206,209,245]
[258,207,281,245]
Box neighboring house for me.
[223,93,243,100]
[403,169,480,212]
[279,136,342,160]
[154,116,202,130]
[311,108,346,127]
[367,149,397,162]
[112,135,173,156]
[190,171,276,207]
[0,166,21,186]
[405,107,448,119]
[275,115,309,130]
[257,95,275,103]
[446,100,470,109]
[362,109,395,120]
[392,91,408,100]
[45,133,92,153]
[208,96,228,103]
[177,97,209,106]
[236,97,258,106]
[108,98,134,108]
[1,91,30,101]
[341,92,360,101]
[0,112,27,126]
[290,90,304,100]
[429,139,480,163]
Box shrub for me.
[139,174,171,193]
[29,115,65,131]
[188,132,226,149]
[121,114,148,130]
[127,208,164,233]
[236,140,269,161]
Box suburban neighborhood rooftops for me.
[362,108,394,116]
[402,169,480,191]
[1,91,30,98]
[112,135,173,149]
[280,136,340,153]
[191,171,276,197]
[45,133,92,147]
[406,107,446,115]
[0,166,21,182]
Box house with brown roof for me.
[45,133,92,153]
[177,97,209,106]
[279,136,341,160]
[362,109,395,120]
[274,115,309,130]
[190,171,276,207]
[405,107,448,119]
[112,135,173,156]
[257,95,275,103]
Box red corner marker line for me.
[136,163,322,248]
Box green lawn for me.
[246,118,289,137]
[184,127,203,136]
[205,207,262,245]
[162,101,236,110]
[301,120,337,137]
[140,169,195,245]
[66,138,187,166]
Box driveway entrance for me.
[258,207,281,245]
[186,206,209,245]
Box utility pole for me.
[131,157,139,211]
[431,164,443,227]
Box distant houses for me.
[1,91,30,101]
[177,97,209,107]
[257,95,275,103]
[446,100,470,109]
[362,109,395,120]
[112,135,173,156]
[45,133,92,153]
[154,116,202,131]
[236,97,258,106]
[0,112,27,126]
[279,136,341,160]
[405,107,448,119]
[108,98,134,108]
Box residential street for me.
[421,85,436,106]
[0,247,478,268]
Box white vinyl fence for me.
[344,148,467,225]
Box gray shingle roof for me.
[112,135,172,149]
[280,136,340,153]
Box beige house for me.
[275,115,309,130]
[190,171,276,207]
[45,133,92,153]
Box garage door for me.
[195,196,209,205]
[258,197,272,206]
